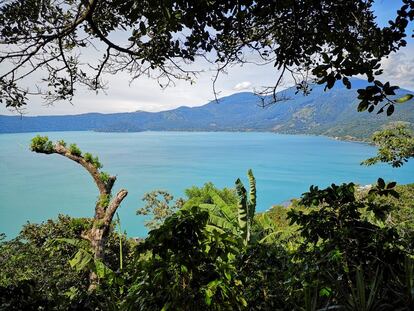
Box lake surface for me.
[1,131,413,238]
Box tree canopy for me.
[362,123,414,167]
[1,0,413,113]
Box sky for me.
[1,0,413,116]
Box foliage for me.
[362,123,414,167]
[126,206,246,311]
[137,190,184,230]
[1,0,413,114]
[0,215,91,309]
[97,194,111,208]
[69,143,82,156]
[2,179,414,309]
[30,135,54,154]
[237,243,298,310]
[84,152,103,169]
[287,179,411,310]
[182,171,261,245]
[183,182,238,209]
[99,171,111,184]
[0,215,136,310]
[253,205,300,244]
[235,169,257,244]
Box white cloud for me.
[381,48,414,90]
[1,39,412,116]
[233,81,252,91]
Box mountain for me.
[1,79,413,139]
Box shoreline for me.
[0,129,371,144]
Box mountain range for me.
[1,79,413,140]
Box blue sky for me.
[1,0,413,116]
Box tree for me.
[0,216,91,310]
[362,123,414,167]
[30,135,127,290]
[287,179,412,309]
[136,190,184,230]
[1,0,413,113]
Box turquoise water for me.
[1,131,413,238]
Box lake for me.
[0,131,413,238]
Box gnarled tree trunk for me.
[32,139,128,291]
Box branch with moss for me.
[31,136,114,194]
[30,135,128,290]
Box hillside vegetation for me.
[2,171,414,310]
[2,79,413,140]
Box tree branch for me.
[104,189,128,226]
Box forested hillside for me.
[1,79,413,139]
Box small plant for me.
[57,139,66,147]
[99,172,110,183]
[84,152,103,169]
[97,194,111,208]
[91,156,102,169]
[84,152,93,163]
[30,135,54,154]
[68,143,82,156]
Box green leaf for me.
[386,104,395,116]
[357,100,369,112]
[395,94,413,103]
[235,178,248,243]
[161,302,171,311]
[319,287,332,297]
[386,181,397,189]
[69,249,93,271]
[377,178,385,189]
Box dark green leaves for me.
[356,82,403,115]
[387,104,395,116]
[368,178,400,199]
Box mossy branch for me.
[30,136,115,195]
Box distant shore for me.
[0,128,371,145]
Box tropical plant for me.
[288,179,411,309]
[125,206,246,311]
[235,169,257,244]
[182,182,240,235]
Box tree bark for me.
[33,141,128,291]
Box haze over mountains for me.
[1,79,413,139]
